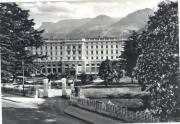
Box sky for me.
[15,0,171,28]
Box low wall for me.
[70,95,159,123]
[2,86,36,97]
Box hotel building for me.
[32,38,125,76]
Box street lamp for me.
[22,60,25,96]
[22,47,28,96]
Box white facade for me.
[32,38,125,75]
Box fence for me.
[70,95,159,123]
[2,86,36,97]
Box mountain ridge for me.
[38,8,154,39]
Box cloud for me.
[17,0,169,28]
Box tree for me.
[98,59,114,86]
[112,60,124,83]
[135,1,179,121]
[0,3,45,82]
[121,31,140,83]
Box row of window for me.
[39,45,63,50]
[37,44,119,51]
[67,56,81,60]
[67,50,81,55]
[86,56,118,60]
[86,45,118,49]
[41,68,62,73]
[67,45,81,49]
[85,41,120,44]
[86,50,118,55]
[37,50,119,56]
[39,66,100,74]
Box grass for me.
[95,98,143,109]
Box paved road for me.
[2,99,89,124]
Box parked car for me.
[92,77,104,83]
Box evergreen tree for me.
[98,59,114,86]
[0,3,45,82]
[121,31,140,83]
[136,1,179,121]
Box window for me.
[101,45,103,48]
[101,56,103,59]
[48,68,51,73]
[67,51,70,54]
[101,51,103,54]
[91,51,93,54]
[86,46,88,49]
[111,50,113,54]
[42,68,45,73]
[60,46,62,49]
[111,45,113,48]
[58,68,62,73]
[60,52,62,55]
[116,50,118,54]
[78,45,81,49]
[68,57,70,60]
[86,51,88,55]
[96,51,98,54]
[86,57,88,59]
[78,51,81,54]
[73,45,76,49]
[50,46,52,50]
[91,46,93,49]
[96,56,98,59]
[78,64,82,66]
[111,56,113,59]
[106,51,108,54]
[55,46,57,49]
[86,64,89,66]
[53,68,56,73]
[92,64,95,66]
[116,45,118,48]
[67,45,70,49]
[106,45,108,48]
[73,57,76,60]
[79,57,81,60]
[96,45,98,48]
[73,51,76,55]
[91,57,93,60]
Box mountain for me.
[39,8,154,39]
[103,8,154,37]
[38,18,91,39]
[67,15,115,39]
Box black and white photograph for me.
[0,0,179,123]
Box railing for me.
[70,95,159,123]
[2,86,36,97]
